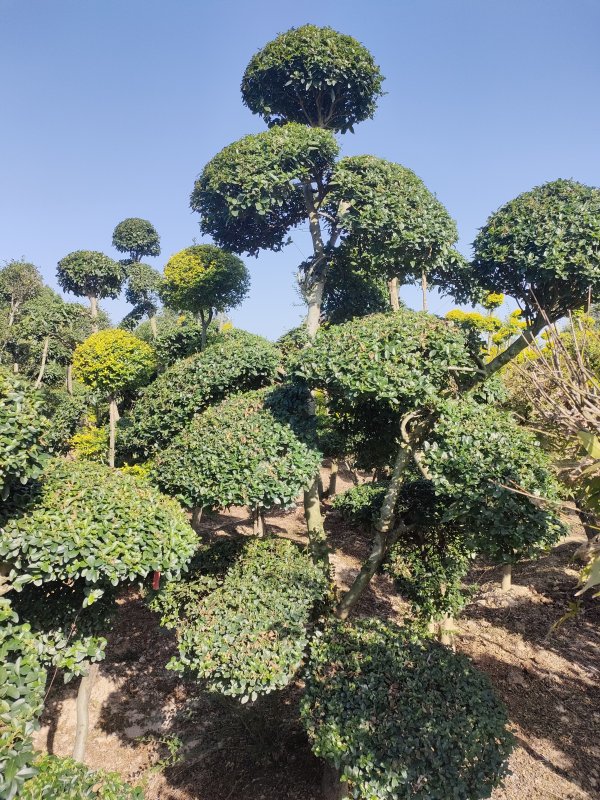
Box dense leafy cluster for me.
[41,390,89,454]
[0,369,46,500]
[124,262,162,316]
[297,310,478,411]
[301,619,513,800]
[329,157,459,284]
[112,217,161,262]
[57,251,124,300]
[469,179,600,321]
[161,244,249,317]
[322,253,391,323]
[21,754,143,799]
[154,387,321,512]
[191,123,339,255]
[122,329,280,457]
[0,458,197,591]
[154,537,328,699]
[73,329,156,397]
[0,599,47,800]
[331,481,388,526]
[241,24,384,132]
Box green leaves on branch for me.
[0,599,47,800]
[57,251,125,301]
[0,458,197,591]
[154,386,321,512]
[241,24,384,133]
[122,329,280,458]
[154,537,329,699]
[469,179,600,321]
[73,329,156,397]
[112,217,161,262]
[0,369,46,500]
[191,123,339,255]
[301,619,513,800]
[21,754,143,800]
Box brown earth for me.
[34,471,600,800]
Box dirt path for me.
[34,490,600,799]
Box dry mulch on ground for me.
[34,486,600,800]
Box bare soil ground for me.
[34,472,600,800]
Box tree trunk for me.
[191,507,203,533]
[12,361,19,374]
[199,309,213,350]
[421,270,428,312]
[253,507,265,537]
[149,313,158,338]
[327,460,339,498]
[304,480,328,564]
[72,661,99,762]
[89,295,98,334]
[501,563,512,591]
[575,499,600,541]
[388,277,400,312]
[440,615,455,646]
[66,363,73,394]
[322,763,349,800]
[34,336,50,388]
[108,396,118,468]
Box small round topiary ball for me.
[73,328,156,397]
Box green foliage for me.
[124,261,162,316]
[469,179,600,321]
[154,387,321,512]
[421,398,565,564]
[328,156,459,285]
[57,251,125,301]
[154,537,328,699]
[301,619,513,800]
[161,244,249,318]
[0,260,43,315]
[0,599,47,800]
[241,24,384,133]
[331,482,388,527]
[122,329,280,458]
[112,217,161,262]
[322,254,391,324]
[41,390,89,454]
[70,418,109,463]
[296,310,477,412]
[0,368,46,500]
[135,311,219,368]
[276,326,310,371]
[0,457,197,592]
[191,123,339,255]
[73,329,156,397]
[21,754,143,799]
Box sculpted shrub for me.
[123,329,280,458]
[152,537,328,700]
[301,619,513,800]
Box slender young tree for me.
[124,262,163,336]
[57,250,124,332]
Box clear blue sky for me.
[1,0,599,339]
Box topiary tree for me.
[301,619,513,800]
[0,260,43,373]
[160,244,250,349]
[112,217,160,263]
[241,24,384,133]
[72,330,155,466]
[121,329,280,459]
[153,386,321,533]
[123,262,163,336]
[0,457,197,761]
[57,251,124,332]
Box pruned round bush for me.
[0,368,46,500]
[191,123,339,255]
[0,598,46,800]
[296,310,478,411]
[122,329,281,458]
[154,387,321,512]
[241,25,384,132]
[468,179,600,321]
[0,458,197,592]
[56,251,124,301]
[21,754,143,799]
[152,537,329,699]
[72,329,156,397]
[112,217,160,261]
[301,619,513,800]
